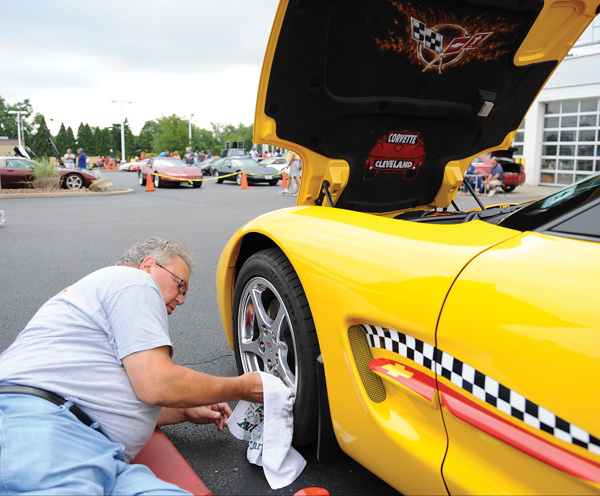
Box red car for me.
[0,156,97,190]
[470,148,526,192]
[138,157,203,189]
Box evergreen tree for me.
[30,115,53,157]
[65,126,76,151]
[77,123,94,155]
[94,127,113,157]
[54,123,70,154]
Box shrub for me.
[32,157,61,189]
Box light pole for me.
[188,114,194,148]
[111,100,132,163]
[8,110,28,150]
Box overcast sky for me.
[3,0,279,135]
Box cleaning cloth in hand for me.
[228,372,307,489]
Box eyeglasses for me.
[156,263,187,302]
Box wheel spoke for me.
[237,277,297,389]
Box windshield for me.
[154,158,186,168]
[499,173,600,231]
[231,159,259,168]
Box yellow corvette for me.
[217,1,600,494]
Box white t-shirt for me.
[0,266,172,461]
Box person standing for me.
[77,148,87,170]
[64,148,76,169]
[184,147,195,166]
[0,237,263,495]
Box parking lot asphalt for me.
[0,170,561,495]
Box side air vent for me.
[348,325,386,403]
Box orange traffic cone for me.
[240,171,254,189]
[280,170,288,188]
[146,174,155,191]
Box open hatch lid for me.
[254,0,598,213]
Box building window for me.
[541,98,599,185]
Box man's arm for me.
[122,346,263,407]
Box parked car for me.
[0,156,97,190]
[198,157,218,176]
[138,157,202,188]
[211,157,282,186]
[471,148,526,192]
[118,159,146,172]
[258,157,289,172]
[215,2,600,495]
[128,159,147,173]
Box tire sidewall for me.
[232,248,320,446]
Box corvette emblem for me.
[411,17,492,73]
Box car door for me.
[436,221,600,494]
[1,159,35,187]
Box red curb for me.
[132,428,212,495]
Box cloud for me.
[2,0,279,133]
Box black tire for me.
[503,185,516,193]
[269,179,279,186]
[236,172,243,186]
[214,170,224,184]
[153,174,160,188]
[192,181,202,188]
[63,173,84,190]
[233,247,320,446]
[138,171,146,186]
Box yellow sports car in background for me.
[217,1,600,494]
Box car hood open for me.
[253,0,597,214]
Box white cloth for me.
[229,372,307,489]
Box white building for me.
[516,17,600,186]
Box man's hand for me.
[158,403,232,431]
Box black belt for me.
[0,385,104,435]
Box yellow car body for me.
[217,1,600,493]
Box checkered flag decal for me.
[411,17,443,53]
[363,324,600,456]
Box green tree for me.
[77,123,95,155]
[153,114,188,155]
[54,124,70,154]
[0,97,34,142]
[192,127,219,154]
[136,120,157,154]
[94,127,114,157]
[30,114,53,157]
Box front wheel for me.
[63,173,84,190]
[214,170,223,184]
[233,248,320,446]
[236,172,243,186]
[153,174,160,188]
[192,181,202,188]
[138,171,146,186]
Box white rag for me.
[228,372,307,489]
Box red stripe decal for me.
[441,389,600,484]
[369,358,436,401]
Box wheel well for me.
[235,233,278,278]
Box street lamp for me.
[188,114,194,148]
[8,110,28,150]
[111,100,132,163]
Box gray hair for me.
[117,237,194,274]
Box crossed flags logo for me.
[411,18,443,53]
[410,17,492,71]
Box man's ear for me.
[140,256,155,274]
